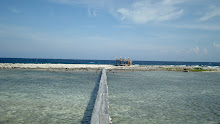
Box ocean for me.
[1,58,220,66]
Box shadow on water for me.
[81,70,102,124]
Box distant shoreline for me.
[0,63,220,72]
[1,58,220,66]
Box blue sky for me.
[0,0,220,62]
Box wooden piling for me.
[115,57,132,66]
[91,68,110,124]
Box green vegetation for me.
[166,68,183,71]
[165,67,216,72]
[189,68,207,72]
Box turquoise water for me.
[108,71,220,124]
[1,69,220,124]
[0,69,98,124]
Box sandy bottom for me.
[0,69,99,124]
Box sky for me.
[0,0,220,62]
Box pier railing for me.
[91,68,110,124]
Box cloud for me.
[203,48,208,55]
[190,47,208,55]
[86,35,111,41]
[50,0,104,7]
[88,8,97,17]
[113,25,133,28]
[0,24,49,42]
[190,46,200,54]
[213,42,220,48]
[200,5,220,21]
[48,0,220,26]
[51,0,102,17]
[8,7,21,14]
[116,0,184,24]
[175,24,220,31]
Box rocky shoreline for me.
[1,63,220,72]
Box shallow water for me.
[1,69,220,124]
[108,71,220,124]
[0,69,98,124]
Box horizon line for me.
[0,57,220,63]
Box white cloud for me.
[88,8,97,17]
[116,0,184,24]
[86,35,111,41]
[200,5,220,21]
[190,46,200,54]
[203,48,208,55]
[51,0,101,17]
[213,42,220,48]
[190,47,208,55]
[8,7,21,14]
[113,25,133,28]
[0,24,49,42]
[50,0,104,7]
[175,24,220,31]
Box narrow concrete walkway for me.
[91,68,110,124]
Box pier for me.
[91,68,110,124]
